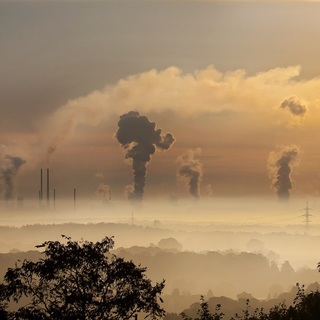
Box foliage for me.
[0,235,165,320]
[0,284,9,320]
[181,296,224,320]
[180,284,320,320]
[285,284,320,320]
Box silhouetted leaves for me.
[1,235,165,320]
[181,296,224,320]
[179,285,320,320]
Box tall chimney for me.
[73,188,76,210]
[47,168,50,208]
[40,168,43,201]
[53,188,56,210]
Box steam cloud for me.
[268,145,300,201]
[115,111,175,201]
[205,184,214,197]
[37,63,320,182]
[124,184,135,200]
[177,149,203,199]
[96,183,111,201]
[0,147,26,201]
[43,65,309,163]
[280,96,307,117]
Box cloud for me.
[37,64,320,163]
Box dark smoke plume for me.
[280,96,307,117]
[0,153,26,201]
[268,145,299,202]
[177,149,203,199]
[115,111,175,201]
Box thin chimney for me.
[40,168,43,201]
[73,188,76,210]
[47,168,50,208]
[53,188,56,210]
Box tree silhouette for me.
[181,296,224,320]
[1,236,165,320]
[179,285,320,320]
[0,284,9,320]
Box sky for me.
[1,0,320,202]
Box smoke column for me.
[268,145,300,201]
[115,111,175,201]
[96,183,111,201]
[0,153,26,201]
[205,184,214,197]
[177,149,203,199]
[280,96,307,117]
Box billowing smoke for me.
[96,183,111,202]
[177,149,203,199]
[0,148,26,201]
[280,96,307,117]
[205,184,214,197]
[115,111,175,201]
[124,184,134,200]
[268,145,300,201]
[42,65,312,163]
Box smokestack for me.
[268,145,300,202]
[46,168,50,208]
[53,188,56,210]
[40,168,43,202]
[73,188,76,210]
[115,111,175,201]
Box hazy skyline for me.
[1,0,320,201]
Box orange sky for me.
[1,1,320,201]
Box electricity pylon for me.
[301,201,313,234]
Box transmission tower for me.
[301,201,313,234]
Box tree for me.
[178,285,320,320]
[1,235,165,320]
[285,284,320,320]
[0,284,9,320]
[181,296,224,320]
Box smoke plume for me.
[96,183,111,202]
[39,65,320,168]
[115,111,175,201]
[0,148,26,201]
[268,145,300,201]
[177,149,203,199]
[124,184,135,200]
[205,184,214,197]
[280,96,307,117]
